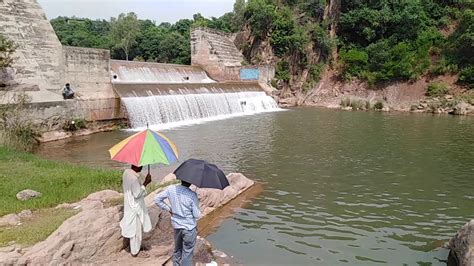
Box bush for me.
[63,118,87,131]
[0,34,16,68]
[430,57,458,75]
[0,93,40,151]
[374,101,384,110]
[350,99,365,110]
[308,63,324,83]
[459,66,474,89]
[426,82,450,97]
[340,98,351,107]
[275,60,291,82]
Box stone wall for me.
[0,0,64,91]
[62,46,122,121]
[191,27,242,81]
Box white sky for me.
[38,0,235,23]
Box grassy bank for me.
[0,208,79,247]
[0,147,121,216]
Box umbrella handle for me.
[148,165,150,175]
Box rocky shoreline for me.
[0,173,255,265]
[449,219,474,266]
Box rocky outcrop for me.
[16,189,42,201]
[449,219,474,266]
[0,173,255,265]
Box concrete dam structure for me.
[0,0,278,132]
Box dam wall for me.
[0,0,63,91]
[110,60,215,84]
[63,46,121,121]
[191,27,275,84]
[0,0,277,138]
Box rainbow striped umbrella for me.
[109,129,179,167]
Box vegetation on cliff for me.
[0,34,15,69]
[235,0,473,92]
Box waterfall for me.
[122,90,281,130]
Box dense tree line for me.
[50,12,234,64]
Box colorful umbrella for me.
[109,129,179,167]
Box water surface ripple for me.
[36,108,474,265]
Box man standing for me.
[155,181,201,266]
[120,165,152,258]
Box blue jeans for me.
[173,227,197,266]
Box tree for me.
[110,12,140,61]
[232,0,247,31]
[0,34,16,68]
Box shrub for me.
[365,100,371,110]
[0,93,40,151]
[340,98,351,107]
[430,57,458,75]
[374,101,384,110]
[426,82,450,97]
[308,63,325,83]
[0,34,16,68]
[275,60,291,82]
[459,66,474,89]
[350,99,365,110]
[63,118,87,131]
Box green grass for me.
[0,147,122,216]
[0,208,79,247]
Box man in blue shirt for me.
[155,181,201,266]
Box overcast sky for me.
[38,0,235,23]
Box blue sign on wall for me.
[240,68,260,80]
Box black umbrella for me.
[173,159,230,190]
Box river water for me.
[35,108,474,265]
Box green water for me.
[36,108,474,265]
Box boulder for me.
[0,213,20,227]
[0,174,255,265]
[18,210,33,219]
[449,219,474,266]
[452,102,472,116]
[16,189,42,201]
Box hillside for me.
[234,1,472,109]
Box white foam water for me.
[122,91,282,130]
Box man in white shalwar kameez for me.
[120,165,152,257]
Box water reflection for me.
[36,108,474,265]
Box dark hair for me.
[65,83,70,86]
[181,180,191,187]
[131,165,143,172]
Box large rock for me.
[1,190,123,265]
[452,102,473,116]
[0,214,21,227]
[449,219,474,266]
[0,173,255,265]
[16,189,42,201]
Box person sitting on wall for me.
[62,83,75,99]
